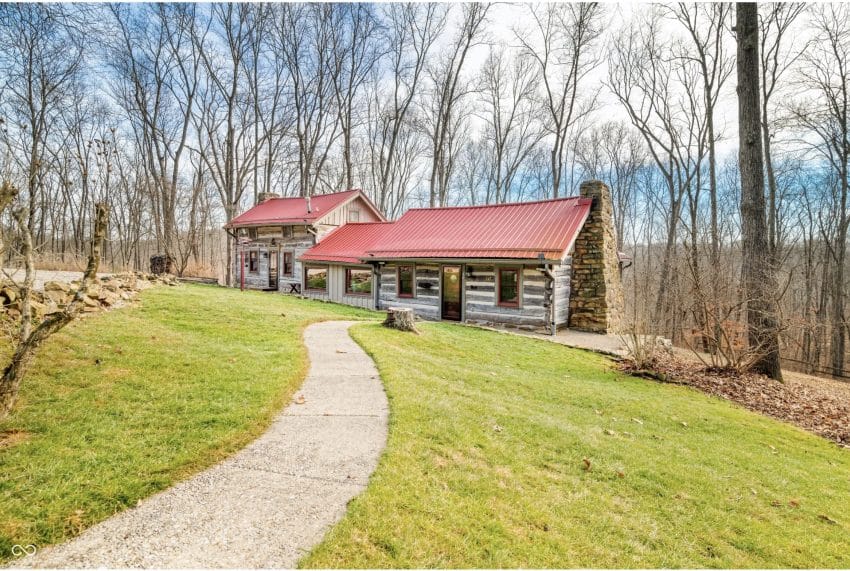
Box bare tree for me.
[760,3,806,264]
[575,120,647,248]
[0,5,85,233]
[330,4,382,191]
[476,47,544,204]
[789,4,850,378]
[366,3,446,216]
[516,3,603,198]
[425,3,490,208]
[272,4,340,197]
[105,4,202,269]
[666,3,734,353]
[736,2,783,380]
[608,8,703,334]
[193,4,265,285]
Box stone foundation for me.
[567,180,625,333]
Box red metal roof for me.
[300,222,394,264]
[225,189,362,227]
[364,197,592,261]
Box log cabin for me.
[224,189,385,297]
[226,180,625,334]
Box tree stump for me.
[383,307,418,333]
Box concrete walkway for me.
[469,323,634,357]
[15,321,388,569]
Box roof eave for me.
[299,256,370,265]
[358,255,565,265]
[225,218,317,229]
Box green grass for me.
[304,323,850,568]
[0,284,375,562]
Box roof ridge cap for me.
[266,189,360,201]
[405,196,589,212]
[343,221,393,225]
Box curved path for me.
[17,321,388,568]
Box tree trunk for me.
[736,2,783,380]
[0,202,109,419]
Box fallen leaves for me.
[582,457,592,471]
[294,394,306,405]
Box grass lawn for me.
[0,284,375,562]
[304,323,850,568]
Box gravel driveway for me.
[14,320,388,568]
[1,268,110,291]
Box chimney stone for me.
[256,192,280,205]
[567,180,625,334]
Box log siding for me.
[463,265,549,330]
[234,226,315,291]
[379,263,440,319]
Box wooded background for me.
[0,3,848,378]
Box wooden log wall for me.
[464,265,548,330]
[553,260,572,327]
[379,264,440,319]
[233,226,314,291]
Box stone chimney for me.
[256,192,280,205]
[567,180,625,334]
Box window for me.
[397,265,414,298]
[248,251,259,273]
[497,267,520,307]
[283,226,293,238]
[282,251,294,277]
[348,209,360,222]
[305,266,328,291]
[346,268,372,295]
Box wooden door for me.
[268,250,279,289]
[441,266,462,321]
